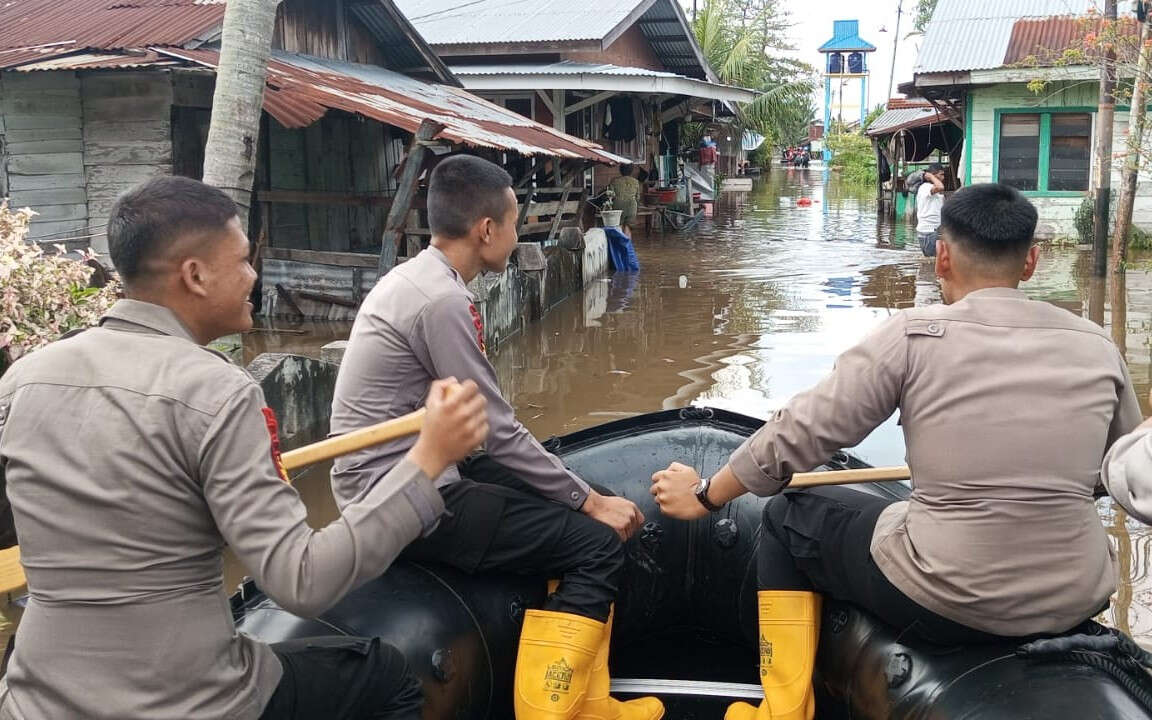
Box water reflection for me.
[242,168,1152,644]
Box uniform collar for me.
[424,245,469,290]
[962,287,1027,301]
[99,299,200,344]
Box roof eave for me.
[456,71,757,103]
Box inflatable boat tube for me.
[232,408,1152,719]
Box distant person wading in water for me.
[915,163,946,257]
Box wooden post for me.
[1092,0,1119,278]
[379,119,445,276]
[552,89,565,132]
[1111,14,1151,274]
[547,173,575,243]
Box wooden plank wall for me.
[0,71,89,245]
[82,72,173,253]
[266,113,394,252]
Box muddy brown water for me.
[229,167,1152,645]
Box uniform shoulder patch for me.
[468,303,486,354]
[261,407,291,483]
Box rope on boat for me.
[1016,626,1152,712]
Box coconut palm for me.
[692,0,817,144]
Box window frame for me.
[992,107,1095,197]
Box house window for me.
[1048,114,1091,191]
[996,111,1091,193]
[998,114,1040,191]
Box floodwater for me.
[234,165,1152,643]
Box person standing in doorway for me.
[609,164,642,238]
[916,163,946,257]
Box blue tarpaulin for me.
[604,227,640,272]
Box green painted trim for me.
[964,92,973,186]
[992,107,1093,193]
[1037,113,1052,192]
[996,106,1097,114]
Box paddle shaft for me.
[280,408,426,472]
[789,466,911,487]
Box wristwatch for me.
[695,476,723,512]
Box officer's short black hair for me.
[940,183,1037,263]
[620,164,634,177]
[108,176,238,284]
[428,155,514,239]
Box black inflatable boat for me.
[232,408,1152,719]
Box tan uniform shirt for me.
[330,246,590,510]
[1101,427,1152,524]
[729,287,1141,636]
[0,300,444,720]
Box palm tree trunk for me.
[202,0,282,227]
[1111,17,1152,274]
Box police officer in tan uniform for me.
[0,176,488,720]
[652,183,1142,720]
[329,155,662,720]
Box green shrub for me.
[825,132,877,187]
[1073,192,1152,249]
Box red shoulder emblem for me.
[261,407,291,483]
[468,303,486,354]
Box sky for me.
[780,0,922,110]
[681,0,924,115]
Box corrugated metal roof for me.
[0,0,224,52]
[156,48,629,163]
[394,0,641,44]
[913,0,1097,74]
[449,61,758,101]
[1004,15,1139,65]
[866,105,957,136]
[12,50,178,71]
[0,43,77,69]
[453,61,687,78]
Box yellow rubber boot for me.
[724,591,821,720]
[515,609,604,719]
[575,604,664,720]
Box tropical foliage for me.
[691,0,818,146]
[0,203,119,375]
[911,0,938,36]
[825,131,877,187]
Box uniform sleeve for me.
[729,315,908,496]
[1108,350,1143,448]
[199,382,445,617]
[1102,427,1152,524]
[415,294,591,509]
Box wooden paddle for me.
[789,466,911,487]
[282,411,913,488]
[280,408,427,472]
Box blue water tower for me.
[818,20,876,137]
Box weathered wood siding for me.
[82,71,173,252]
[0,71,88,244]
[969,81,1152,239]
[265,113,398,252]
[272,0,386,65]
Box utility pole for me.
[887,0,904,102]
[1092,0,1118,277]
[1112,1,1151,274]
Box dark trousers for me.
[402,455,625,622]
[260,636,422,720]
[757,486,1006,646]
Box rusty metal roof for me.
[156,48,628,163]
[913,0,1097,74]
[11,50,178,71]
[0,0,224,52]
[1004,15,1139,65]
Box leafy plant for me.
[825,132,877,187]
[1073,192,1152,249]
[0,202,119,374]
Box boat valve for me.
[714,518,739,548]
